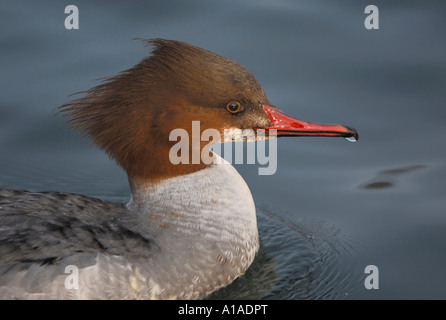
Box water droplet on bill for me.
[345,136,357,142]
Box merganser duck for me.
[0,39,358,299]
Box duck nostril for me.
[290,122,304,129]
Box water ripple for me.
[208,209,363,300]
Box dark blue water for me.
[1,0,445,299]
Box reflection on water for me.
[359,164,427,190]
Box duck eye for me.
[226,101,242,114]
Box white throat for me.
[125,154,259,299]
